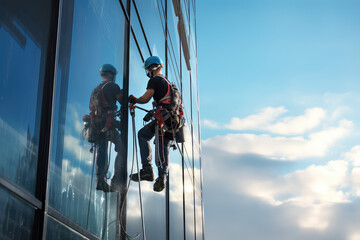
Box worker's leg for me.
[109,130,125,190]
[154,136,172,192]
[129,123,155,182]
[157,136,172,177]
[138,123,155,167]
[95,137,110,192]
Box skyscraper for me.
[0,0,203,239]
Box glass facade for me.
[0,0,203,239]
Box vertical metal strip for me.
[165,0,170,240]
[117,0,131,239]
[180,29,186,240]
[33,0,61,239]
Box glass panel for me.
[184,168,195,240]
[195,190,203,240]
[180,0,190,39]
[46,216,87,240]
[133,0,165,59]
[48,0,125,238]
[168,0,181,87]
[0,0,53,194]
[126,35,166,240]
[130,7,151,59]
[189,0,196,54]
[169,150,184,240]
[0,187,35,240]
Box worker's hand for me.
[128,94,137,104]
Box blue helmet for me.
[144,56,163,69]
[100,64,117,75]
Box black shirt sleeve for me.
[146,77,157,90]
[103,82,121,106]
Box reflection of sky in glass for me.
[0,15,44,193]
[0,186,35,239]
[48,0,125,238]
[134,0,165,60]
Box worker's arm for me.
[133,89,154,104]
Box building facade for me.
[0,0,203,239]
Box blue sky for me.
[197,0,360,239]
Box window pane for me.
[185,169,195,240]
[169,151,184,240]
[126,35,166,240]
[0,187,35,240]
[48,0,125,238]
[46,216,87,240]
[133,0,165,59]
[0,0,53,194]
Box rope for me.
[106,141,112,179]
[86,143,96,229]
[119,107,146,239]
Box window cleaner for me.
[128,56,185,192]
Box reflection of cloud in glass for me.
[64,134,92,166]
[124,161,199,238]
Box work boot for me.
[96,178,110,192]
[129,165,154,182]
[153,175,166,192]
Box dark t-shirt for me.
[146,75,169,104]
[102,81,121,109]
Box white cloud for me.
[208,107,328,135]
[268,107,326,135]
[202,119,221,129]
[226,107,327,135]
[349,232,360,240]
[203,119,353,160]
[225,106,287,131]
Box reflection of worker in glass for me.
[89,64,123,192]
[128,56,175,192]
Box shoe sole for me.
[129,175,154,182]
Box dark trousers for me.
[138,121,172,177]
[95,129,123,181]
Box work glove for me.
[128,94,137,104]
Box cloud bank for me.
[202,106,360,240]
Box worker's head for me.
[144,56,163,78]
[100,64,117,81]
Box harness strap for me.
[100,81,112,109]
[155,75,171,105]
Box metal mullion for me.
[0,176,42,209]
[47,207,101,240]
[119,0,130,22]
[117,0,131,239]
[165,0,170,239]
[31,0,61,239]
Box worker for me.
[128,56,176,192]
[89,64,124,192]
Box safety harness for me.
[87,81,117,143]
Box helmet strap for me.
[146,65,160,78]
